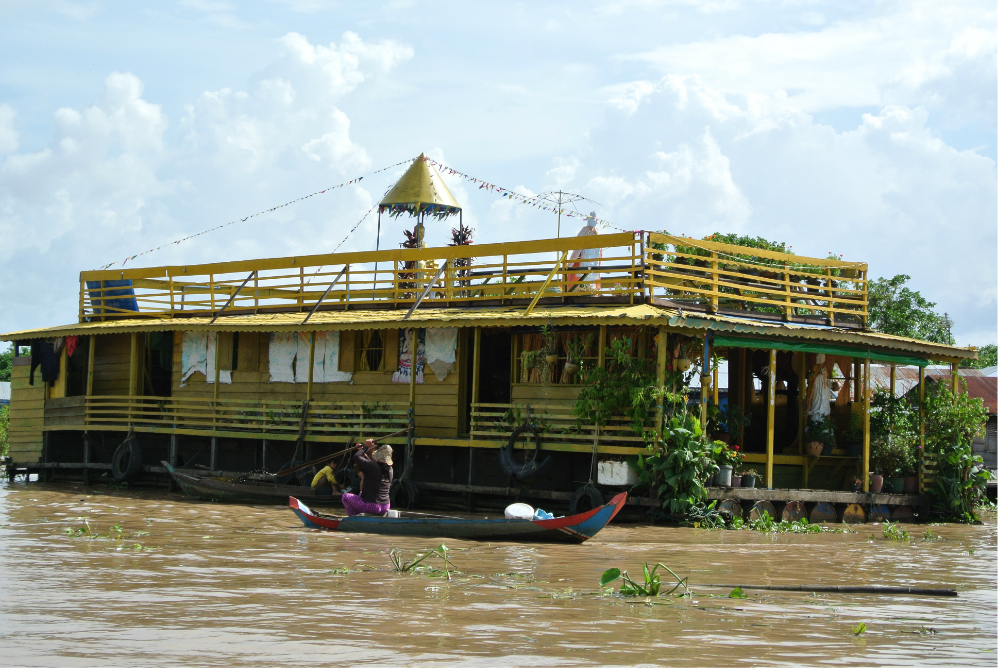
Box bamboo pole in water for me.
[699,583,957,597]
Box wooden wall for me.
[8,357,44,463]
[170,329,462,439]
[92,333,131,396]
[511,384,582,404]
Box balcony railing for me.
[78,231,868,326]
[471,402,649,452]
[81,396,409,442]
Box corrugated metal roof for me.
[1,302,977,362]
[960,376,997,414]
[872,365,998,414]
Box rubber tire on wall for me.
[500,423,554,481]
[390,478,419,510]
[274,460,301,486]
[569,486,604,515]
[111,435,143,482]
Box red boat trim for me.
[291,497,340,530]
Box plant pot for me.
[869,474,884,494]
[716,465,733,487]
[563,362,579,376]
[903,476,918,495]
[884,478,905,494]
[805,441,824,457]
[730,475,743,488]
[545,354,559,366]
[847,441,863,457]
[851,480,863,492]
[821,442,834,456]
[741,474,757,488]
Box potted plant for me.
[844,411,863,457]
[563,332,592,378]
[739,468,762,488]
[720,405,750,443]
[850,476,863,492]
[803,416,835,456]
[869,472,884,494]
[870,435,915,494]
[711,441,743,487]
[541,325,559,366]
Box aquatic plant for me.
[389,543,455,581]
[852,622,867,636]
[599,562,690,597]
[728,587,748,599]
[880,521,910,542]
[64,520,125,540]
[748,512,836,534]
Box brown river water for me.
[1,480,995,667]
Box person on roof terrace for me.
[340,439,393,516]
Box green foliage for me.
[803,416,836,446]
[0,405,8,458]
[880,521,910,542]
[868,389,919,476]
[711,441,744,468]
[852,623,867,636]
[718,404,750,440]
[728,587,748,599]
[389,543,455,581]
[868,274,954,344]
[922,381,992,523]
[748,512,836,533]
[961,343,996,369]
[574,338,657,436]
[630,410,716,517]
[599,562,690,597]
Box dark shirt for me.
[353,449,392,505]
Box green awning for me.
[711,334,930,367]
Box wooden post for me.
[700,332,710,431]
[950,361,959,395]
[738,349,747,449]
[656,327,667,437]
[471,327,481,405]
[306,332,316,402]
[853,360,860,404]
[889,364,896,398]
[797,351,806,454]
[408,328,418,414]
[918,366,926,492]
[86,335,96,397]
[863,357,871,492]
[169,434,177,466]
[82,433,90,486]
[210,436,217,472]
[712,363,719,406]
[213,332,221,402]
[766,348,776,489]
[709,251,719,313]
[129,333,139,396]
[598,325,607,369]
[261,439,268,472]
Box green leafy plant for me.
[729,587,748,599]
[803,416,836,446]
[852,622,867,636]
[389,543,455,581]
[0,405,8,459]
[574,338,657,438]
[711,441,744,468]
[718,404,750,441]
[880,521,910,542]
[599,561,690,597]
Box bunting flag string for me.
[96,158,415,271]
[422,157,632,234]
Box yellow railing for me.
[644,232,869,325]
[79,233,644,320]
[83,396,409,442]
[471,402,648,450]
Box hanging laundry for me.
[424,328,457,381]
[52,337,65,354]
[180,331,208,385]
[65,336,79,358]
[392,328,424,384]
[319,331,352,383]
[294,332,312,384]
[269,332,297,383]
[206,332,232,384]
[29,341,59,385]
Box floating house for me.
[2,155,979,519]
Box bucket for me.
[715,465,733,487]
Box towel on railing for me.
[181,331,208,385]
[269,332,297,383]
[424,327,457,381]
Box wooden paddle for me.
[274,428,410,478]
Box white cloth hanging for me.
[205,332,232,384]
[424,328,457,381]
[807,366,831,420]
[319,331,352,383]
[181,331,208,384]
[269,332,297,383]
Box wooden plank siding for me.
[8,357,45,462]
[91,333,132,396]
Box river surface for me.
[0,480,995,667]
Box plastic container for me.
[505,503,535,520]
[715,465,733,487]
[532,508,554,520]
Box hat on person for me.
[371,444,393,466]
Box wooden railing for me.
[83,396,409,442]
[643,232,869,325]
[470,402,648,451]
[79,233,644,320]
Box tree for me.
[867,274,954,344]
[962,343,997,369]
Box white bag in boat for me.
[504,503,535,520]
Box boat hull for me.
[163,461,340,505]
[289,492,626,543]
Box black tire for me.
[274,459,301,486]
[390,478,419,510]
[569,486,604,515]
[500,422,554,481]
[111,435,143,482]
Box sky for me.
[0,0,995,346]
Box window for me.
[514,329,599,384]
[355,330,385,371]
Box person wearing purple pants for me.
[341,439,393,516]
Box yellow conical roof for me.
[379,154,461,218]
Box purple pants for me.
[341,492,390,517]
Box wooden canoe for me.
[162,461,341,505]
[289,492,626,543]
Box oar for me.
[274,428,410,478]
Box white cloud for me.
[0,105,18,153]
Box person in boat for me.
[340,439,393,516]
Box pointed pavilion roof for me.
[379,154,462,219]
